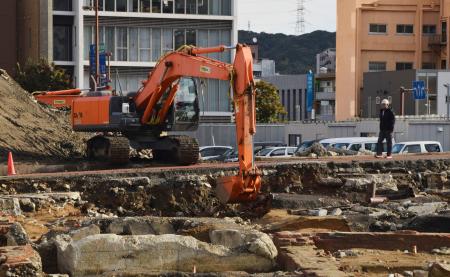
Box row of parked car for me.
[199,138,444,162]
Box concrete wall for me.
[0,0,17,75]
[187,119,450,151]
[262,75,307,121]
[362,70,416,117]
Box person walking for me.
[376,99,395,159]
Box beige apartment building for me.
[336,0,450,120]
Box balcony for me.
[316,91,335,101]
[428,35,446,47]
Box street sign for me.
[89,44,108,87]
[306,71,314,113]
[413,80,426,100]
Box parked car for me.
[254,142,287,154]
[199,146,233,161]
[392,141,443,155]
[209,148,239,163]
[255,147,297,158]
[319,137,395,153]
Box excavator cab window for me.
[170,77,199,131]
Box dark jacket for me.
[379,108,395,132]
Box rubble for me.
[0,156,449,275]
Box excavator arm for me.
[134,44,261,203]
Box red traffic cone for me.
[7,152,16,176]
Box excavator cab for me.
[167,78,200,132]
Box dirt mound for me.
[0,70,87,161]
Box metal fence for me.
[174,118,450,151]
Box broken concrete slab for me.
[407,215,450,233]
[57,234,276,276]
[429,262,450,277]
[407,202,447,216]
[0,245,42,276]
[313,231,450,253]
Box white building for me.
[53,0,237,120]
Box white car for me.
[199,146,233,161]
[319,137,395,153]
[392,141,443,155]
[255,147,297,158]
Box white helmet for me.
[381,99,390,105]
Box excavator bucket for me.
[216,175,261,204]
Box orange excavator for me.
[40,44,261,203]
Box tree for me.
[255,80,286,123]
[15,59,72,93]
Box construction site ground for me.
[1,154,450,276]
[1,71,450,276]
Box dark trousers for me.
[377,130,393,155]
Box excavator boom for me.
[134,44,261,203]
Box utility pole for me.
[95,0,100,87]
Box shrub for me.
[15,59,72,93]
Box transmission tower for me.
[295,0,305,35]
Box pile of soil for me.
[0,69,87,161]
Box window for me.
[105,0,115,11]
[129,28,138,61]
[222,0,231,15]
[174,29,185,49]
[423,25,436,34]
[425,144,441,153]
[287,148,296,155]
[369,24,387,34]
[209,0,220,15]
[116,27,128,61]
[396,62,413,71]
[175,0,185,13]
[139,28,151,61]
[162,29,173,54]
[105,27,115,61]
[152,28,161,61]
[116,0,128,11]
[54,0,72,11]
[163,0,174,13]
[422,62,436,69]
[404,145,421,154]
[54,25,72,61]
[442,60,447,69]
[140,0,150,12]
[152,0,161,12]
[365,143,376,152]
[397,24,414,34]
[442,22,447,43]
[186,0,196,13]
[369,62,386,72]
[270,149,286,157]
[84,26,93,60]
[349,144,362,152]
[198,0,208,14]
[186,29,196,45]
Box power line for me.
[295,0,306,35]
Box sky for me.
[238,0,336,35]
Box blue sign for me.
[89,44,108,87]
[413,80,426,100]
[306,70,314,113]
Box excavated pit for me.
[0,157,450,276]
